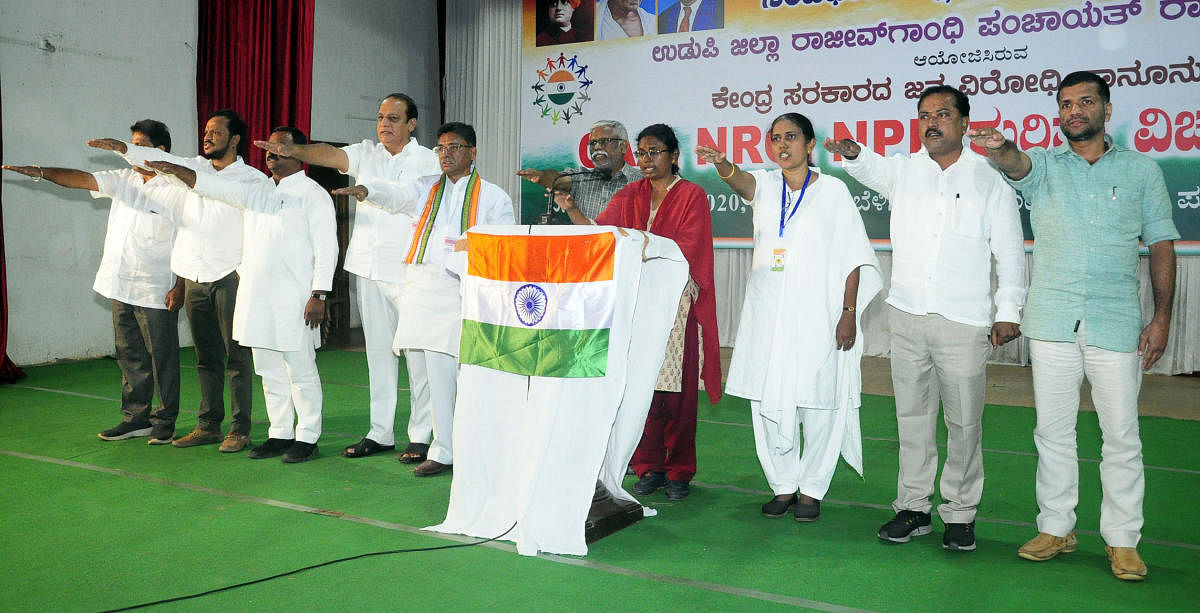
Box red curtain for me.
[197,0,314,172]
[0,85,29,383]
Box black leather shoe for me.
[665,480,690,500]
[282,441,318,463]
[761,494,798,518]
[249,437,295,459]
[632,471,667,495]
[794,499,820,522]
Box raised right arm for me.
[255,140,349,173]
[2,165,97,191]
[967,128,1032,180]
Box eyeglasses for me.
[433,143,473,154]
[589,137,623,147]
[633,148,670,159]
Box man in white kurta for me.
[725,168,882,516]
[341,122,515,476]
[255,93,440,463]
[826,86,1026,550]
[147,127,337,463]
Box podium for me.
[427,225,688,556]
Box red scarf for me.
[598,177,722,403]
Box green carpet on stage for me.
[1,349,1197,611]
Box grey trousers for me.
[185,273,253,435]
[112,300,180,431]
[888,306,991,524]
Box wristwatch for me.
[312,293,327,301]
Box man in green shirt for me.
[969,70,1179,582]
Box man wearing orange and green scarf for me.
[336,122,516,477]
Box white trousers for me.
[252,344,322,444]
[888,306,990,523]
[407,349,458,464]
[751,400,840,500]
[357,275,432,447]
[1029,320,1144,547]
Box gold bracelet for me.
[717,162,736,179]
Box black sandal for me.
[342,437,395,458]
[398,442,429,464]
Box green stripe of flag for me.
[460,320,609,378]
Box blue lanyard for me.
[779,169,813,238]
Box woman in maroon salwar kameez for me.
[557,123,721,500]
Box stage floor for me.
[2,348,1198,611]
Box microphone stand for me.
[537,168,597,225]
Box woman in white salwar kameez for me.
[698,113,882,521]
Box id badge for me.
[771,248,786,271]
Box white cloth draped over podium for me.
[426,225,688,556]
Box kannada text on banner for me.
[518,0,1200,251]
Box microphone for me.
[539,168,599,225]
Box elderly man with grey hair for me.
[516,119,643,221]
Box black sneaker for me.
[147,428,175,445]
[665,480,690,500]
[943,521,976,551]
[632,471,667,495]
[98,422,152,441]
[248,438,295,459]
[878,510,933,543]
[282,441,319,463]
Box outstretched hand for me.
[694,145,728,166]
[331,185,369,202]
[2,165,42,178]
[143,160,188,177]
[86,138,127,154]
[966,127,1007,151]
[254,139,295,157]
[822,138,861,160]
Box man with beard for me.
[89,109,270,452]
[968,70,1178,581]
[824,85,1026,552]
[3,120,182,445]
[516,120,641,221]
[254,93,440,464]
[144,126,337,463]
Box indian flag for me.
[459,230,616,378]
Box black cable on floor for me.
[100,523,518,612]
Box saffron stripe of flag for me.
[459,320,608,378]
[466,231,615,284]
[461,278,615,331]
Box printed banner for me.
[519,0,1200,252]
[459,230,617,377]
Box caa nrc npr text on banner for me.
[518,0,1200,249]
